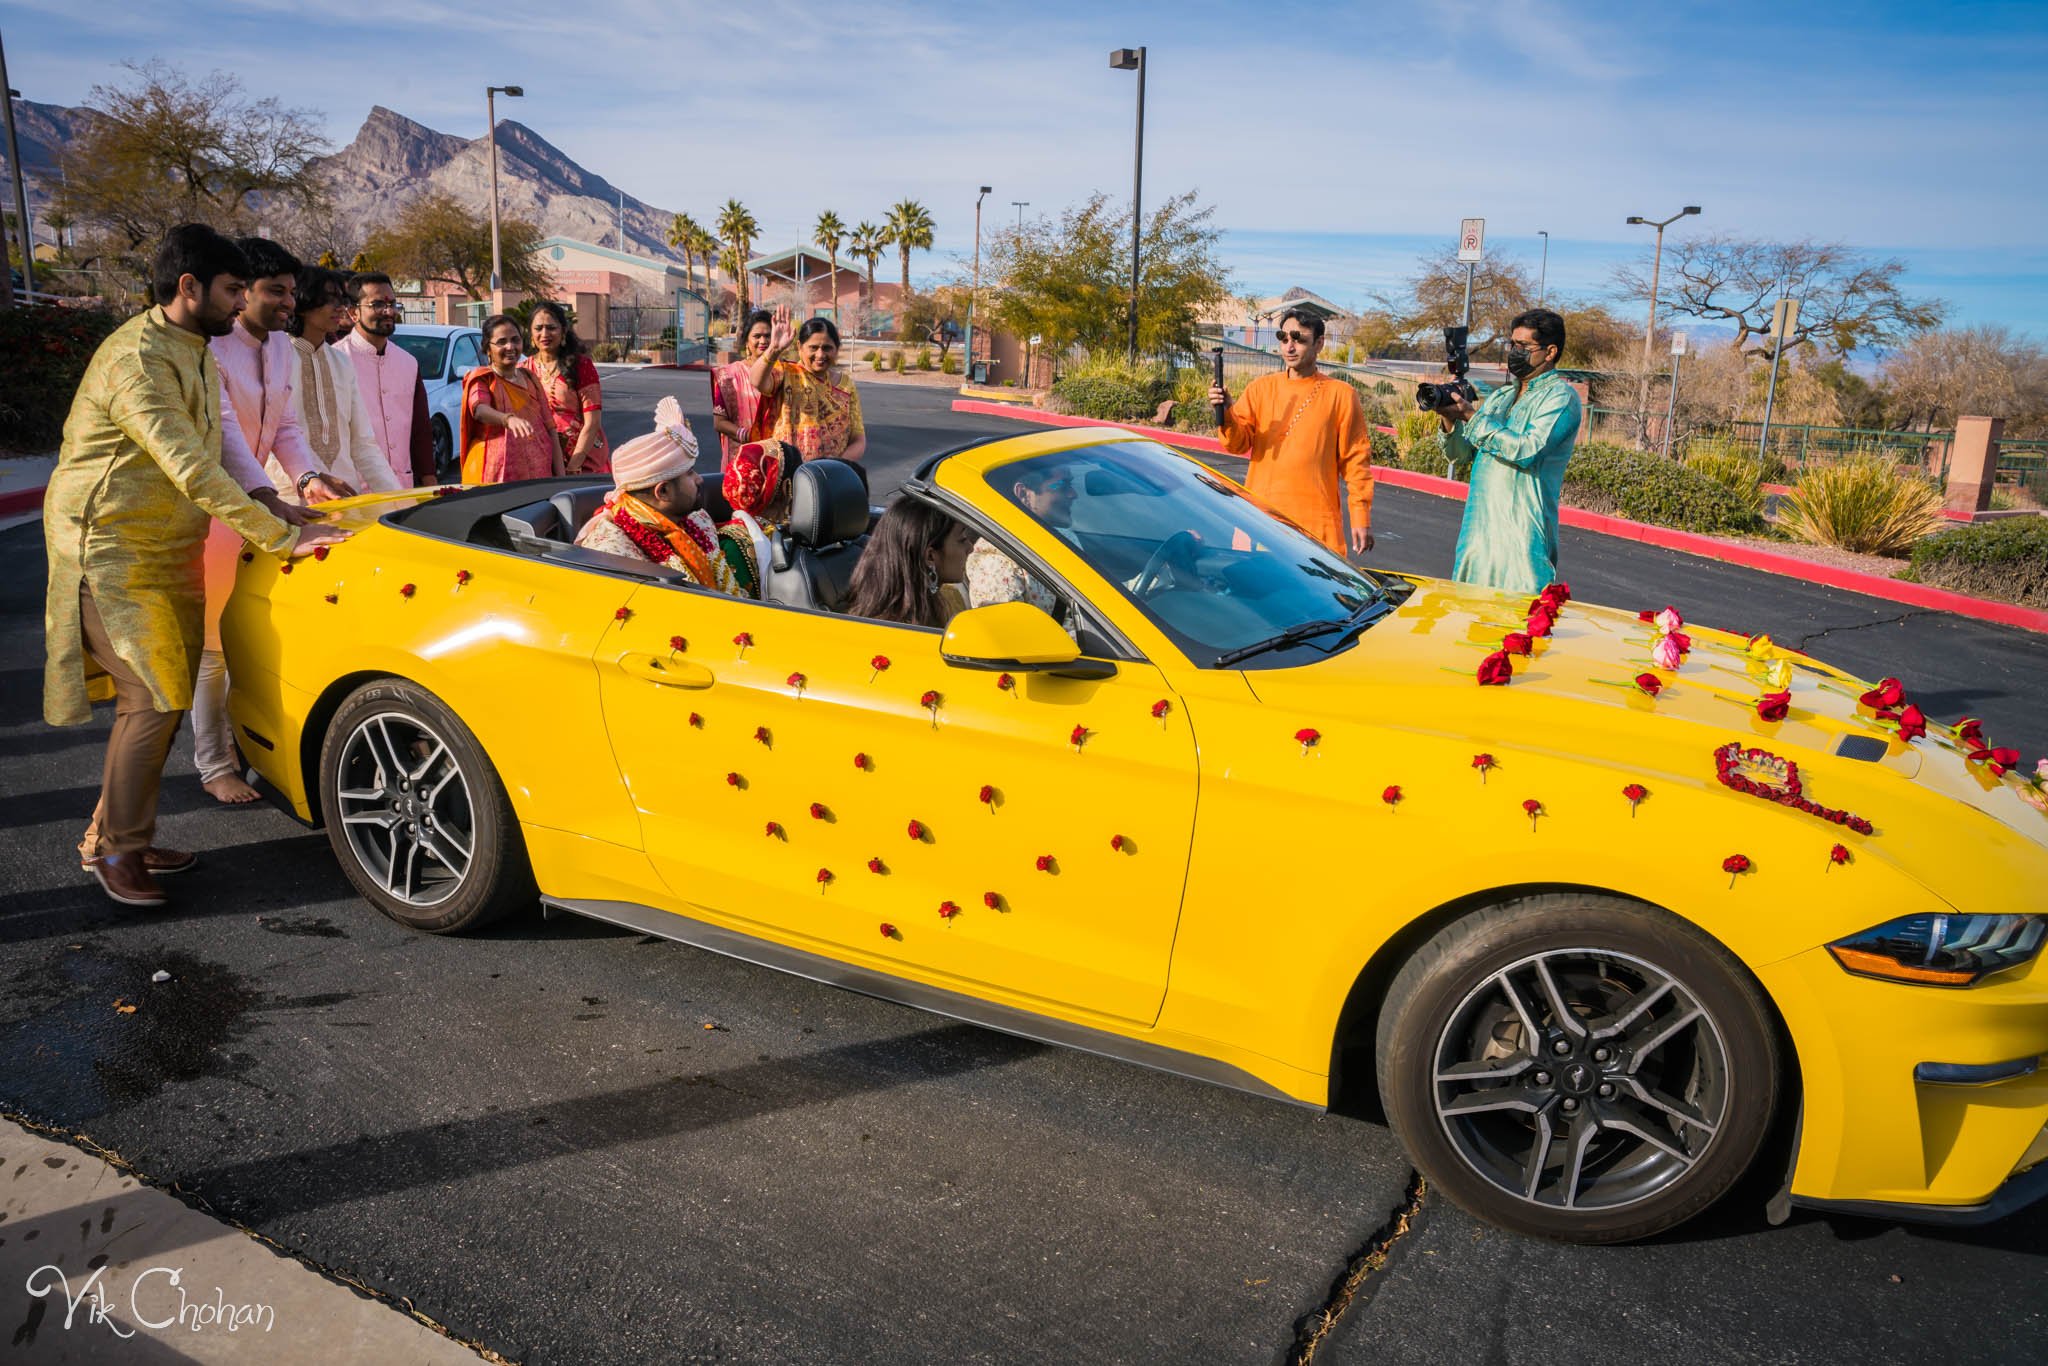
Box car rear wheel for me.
[431,416,455,484]
[318,679,534,933]
[1377,894,1780,1244]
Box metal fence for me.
[1997,438,2048,502]
[1584,408,1951,476]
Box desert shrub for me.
[916,347,934,371]
[941,352,960,375]
[1368,428,1399,470]
[1774,454,1943,555]
[1561,441,1763,534]
[1049,354,1175,423]
[863,349,879,363]
[1395,410,1441,458]
[1900,516,2048,607]
[1373,379,1397,397]
[0,303,129,452]
[591,340,624,363]
[1681,445,1769,523]
[874,351,891,371]
[891,351,906,372]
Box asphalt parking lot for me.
[3,375,2045,1363]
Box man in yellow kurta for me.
[43,224,348,908]
[1210,308,1375,556]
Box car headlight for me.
[1829,914,2047,987]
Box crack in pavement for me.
[1793,609,1946,652]
[1286,1170,1428,1365]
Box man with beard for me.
[43,224,350,907]
[574,396,742,595]
[195,236,356,805]
[338,272,437,486]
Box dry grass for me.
[1773,454,1944,556]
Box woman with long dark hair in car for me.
[845,498,973,627]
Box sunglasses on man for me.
[1275,330,1317,345]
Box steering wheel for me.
[1133,530,1202,600]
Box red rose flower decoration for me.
[1541,581,1572,606]
[1756,690,1791,722]
[1522,798,1543,831]
[867,857,885,874]
[323,593,338,604]
[1955,717,1985,748]
[1526,608,1554,639]
[787,671,807,691]
[817,868,833,884]
[869,655,891,681]
[1634,672,1662,697]
[1381,785,1402,809]
[455,568,471,584]
[879,922,895,938]
[1035,854,1054,872]
[1896,704,1927,742]
[688,712,703,728]
[1110,834,1126,852]
[615,606,632,622]
[669,635,687,652]
[1667,630,1692,655]
[398,582,414,597]
[1622,784,1648,816]
[1858,677,1904,709]
[982,892,1000,909]
[938,901,961,921]
[725,772,741,787]
[764,821,783,838]
[1828,843,1851,870]
[1638,609,1656,622]
[1501,631,1532,657]
[313,545,330,562]
[1472,753,1494,783]
[240,551,254,563]
[1151,699,1171,719]
[1477,651,1513,686]
[1722,853,1752,888]
[907,820,926,840]
[734,631,753,650]
[809,802,827,820]
[854,752,869,770]
[1070,724,1089,750]
[754,726,771,745]
[279,561,294,575]
[997,673,1015,692]
[1295,727,1321,753]
[921,690,941,709]
[1970,746,2022,777]
[978,784,995,806]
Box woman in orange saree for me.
[460,313,563,483]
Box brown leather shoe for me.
[79,845,197,875]
[87,852,167,908]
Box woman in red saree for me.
[519,300,609,474]
[461,314,563,484]
[711,309,776,469]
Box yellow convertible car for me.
[222,427,2048,1244]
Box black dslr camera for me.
[1415,326,1478,411]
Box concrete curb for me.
[948,399,2048,637]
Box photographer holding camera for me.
[1431,308,1582,594]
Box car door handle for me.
[616,653,716,689]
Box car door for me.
[597,583,1198,1026]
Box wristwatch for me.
[296,470,323,495]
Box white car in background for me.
[391,324,485,483]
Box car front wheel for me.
[318,679,534,933]
[1377,894,1781,1244]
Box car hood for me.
[1242,575,2048,853]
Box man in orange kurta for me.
[1211,308,1375,556]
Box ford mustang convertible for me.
[222,426,2048,1243]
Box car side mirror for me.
[941,602,1116,680]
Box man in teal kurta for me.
[1439,309,1582,595]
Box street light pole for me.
[1011,201,1029,234]
[1111,47,1146,361]
[1536,230,1549,306]
[967,185,991,382]
[485,84,524,298]
[1625,204,1699,446]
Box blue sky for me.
[8,0,2048,330]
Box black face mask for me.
[1505,344,1543,379]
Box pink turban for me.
[610,395,700,491]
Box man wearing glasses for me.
[337,273,437,486]
[1207,308,1375,558]
[1434,308,1582,594]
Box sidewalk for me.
[1,1117,489,1364]
[0,454,56,530]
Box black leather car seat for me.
[548,485,611,540]
[761,459,870,612]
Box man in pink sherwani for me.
[199,238,355,804]
[338,272,438,487]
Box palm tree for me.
[688,223,719,295]
[715,199,760,316]
[812,209,846,323]
[666,211,705,290]
[849,221,888,314]
[884,199,934,304]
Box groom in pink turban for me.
[574,397,741,595]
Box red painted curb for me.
[949,399,2048,637]
[0,486,45,517]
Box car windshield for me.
[985,440,1400,669]
[392,333,450,377]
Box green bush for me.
[1373,380,1397,397]
[916,347,934,371]
[1774,454,1942,556]
[1050,354,1175,423]
[1901,517,2048,607]
[1395,410,1441,458]
[891,351,906,373]
[1680,445,1769,523]
[863,348,879,363]
[591,340,624,362]
[1369,428,1399,470]
[1561,441,1763,534]
[0,304,130,452]
[941,352,961,375]
[874,351,891,371]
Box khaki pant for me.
[78,589,185,859]
[191,648,239,785]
